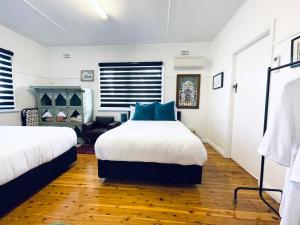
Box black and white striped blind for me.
[0,48,15,110]
[99,61,163,108]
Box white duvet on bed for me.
[95,121,207,166]
[0,126,77,186]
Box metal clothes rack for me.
[233,59,300,217]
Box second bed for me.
[95,119,207,184]
[0,126,77,214]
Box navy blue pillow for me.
[154,101,175,121]
[132,102,156,120]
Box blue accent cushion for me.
[132,102,156,120]
[154,101,175,121]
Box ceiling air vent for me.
[180,50,190,56]
[63,53,70,59]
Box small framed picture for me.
[291,35,300,68]
[176,74,200,109]
[213,72,224,89]
[81,70,94,81]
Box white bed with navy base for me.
[0,126,77,215]
[96,120,207,166]
[95,103,207,184]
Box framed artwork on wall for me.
[212,72,224,89]
[176,74,200,109]
[291,35,300,68]
[81,70,95,81]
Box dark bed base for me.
[98,160,202,184]
[0,146,77,216]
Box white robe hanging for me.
[258,78,300,225]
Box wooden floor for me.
[0,145,280,225]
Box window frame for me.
[98,61,164,111]
[0,48,16,112]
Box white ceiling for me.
[0,0,245,46]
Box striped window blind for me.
[99,61,163,109]
[0,48,15,111]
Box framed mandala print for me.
[176,74,200,109]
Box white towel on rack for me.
[258,78,300,225]
[290,148,300,183]
[279,181,300,225]
[258,79,300,166]
[280,149,300,225]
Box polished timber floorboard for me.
[0,145,280,225]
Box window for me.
[0,48,15,111]
[99,61,163,109]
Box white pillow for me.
[129,105,135,120]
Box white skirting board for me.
[202,139,227,158]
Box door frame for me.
[227,21,276,158]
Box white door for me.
[231,35,271,178]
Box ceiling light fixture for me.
[90,0,108,20]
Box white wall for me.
[207,0,300,200]
[0,25,49,125]
[47,42,211,139]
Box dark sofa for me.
[81,116,121,144]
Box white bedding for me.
[95,121,207,166]
[0,126,77,186]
